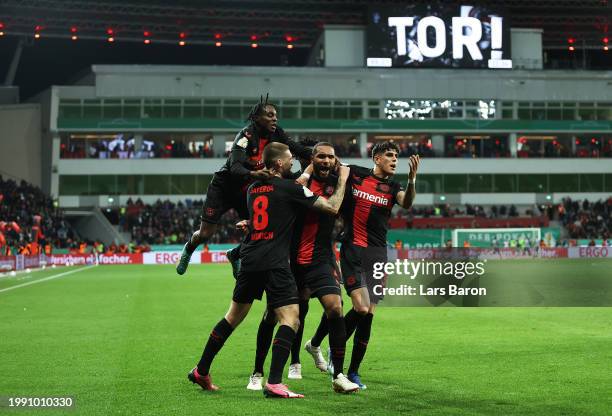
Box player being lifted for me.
[187,143,350,399]
[176,95,311,275]
[245,142,360,394]
[304,142,420,389]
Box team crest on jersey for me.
[346,276,357,286]
[324,185,335,196]
[205,207,216,217]
[377,183,391,193]
[351,174,364,185]
[237,137,249,148]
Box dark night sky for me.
[0,35,609,101]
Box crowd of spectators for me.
[61,135,214,159]
[396,204,521,219]
[0,176,78,253]
[107,198,244,245]
[557,197,611,240]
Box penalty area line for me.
[0,265,98,294]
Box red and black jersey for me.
[291,174,338,266]
[216,124,311,190]
[240,177,319,272]
[341,165,403,248]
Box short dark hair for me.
[246,93,278,123]
[371,141,400,160]
[263,142,289,169]
[312,141,335,155]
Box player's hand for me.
[408,155,421,180]
[235,220,250,233]
[251,169,273,180]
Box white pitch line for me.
[0,265,97,294]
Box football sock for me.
[348,313,373,374]
[268,325,296,384]
[291,300,309,364]
[197,318,234,376]
[310,312,328,347]
[328,316,346,378]
[254,311,277,375]
[344,308,361,340]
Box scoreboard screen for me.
[367,4,512,69]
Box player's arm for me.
[276,127,312,161]
[228,132,273,180]
[396,155,421,209]
[311,165,349,216]
[295,163,314,186]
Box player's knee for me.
[326,304,343,319]
[354,305,369,316]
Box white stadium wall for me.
[0,104,42,187]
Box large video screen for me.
[367,4,512,69]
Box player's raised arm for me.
[396,155,420,209]
[311,165,349,215]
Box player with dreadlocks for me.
[176,94,312,275]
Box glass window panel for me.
[60,99,81,104]
[223,105,242,119]
[467,174,492,192]
[89,175,117,194]
[518,174,547,192]
[144,175,171,194]
[579,109,596,120]
[196,175,213,194]
[318,107,332,119]
[493,174,517,192]
[281,107,298,118]
[184,106,202,118]
[282,100,298,106]
[143,100,162,118]
[547,109,562,120]
[348,107,362,119]
[302,106,316,119]
[83,104,102,118]
[203,106,220,118]
[184,99,201,105]
[434,108,448,118]
[502,109,514,119]
[163,105,181,118]
[302,100,315,106]
[170,175,196,194]
[59,105,82,118]
[318,100,331,106]
[117,175,144,194]
[59,175,89,195]
[417,174,443,193]
[368,108,380,118]
[596,108,611,120]
[517,108,531,119]
[532,108,546,120]
[549,174,579,192]
[580,174,603,192]
[123,105,140,118]
[465,109,479,119]
[204,99,221,105]
[444,175,468,193]
[562,109,575,120]
[103,106,122,118]
[605,174,612,192]
[333,107,348,119]
[368,100,379,106]
[350,101,361,106]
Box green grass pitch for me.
[1,261,611,415]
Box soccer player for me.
[246,142,360,394]
[176,95,311,275]
[188,142,350,399]
[304,142,420,389]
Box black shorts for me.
[232,267,299,309]
[293,261,342,299]
[202,175,249,224]
[340,243,387,304]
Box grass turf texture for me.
[0,261,610,415]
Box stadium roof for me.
[0,0,609,49]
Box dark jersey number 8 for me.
[252,195,269,230]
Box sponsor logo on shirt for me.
[352,188,389,205]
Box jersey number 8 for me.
[252,195,269,230]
